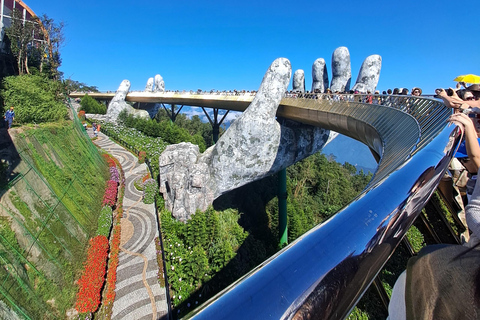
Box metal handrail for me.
[73,90,456,319]
[182,95,457,319]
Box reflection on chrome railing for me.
[184,95,457,319]
[69,90,455,319]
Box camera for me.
[435,88,455,96]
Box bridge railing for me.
[72,89,458,319]
[184,94,459,319]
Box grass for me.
[0,121,109,318]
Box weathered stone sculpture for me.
[145,77,154,92]
[159,58,337,221]
[352,55,382,93]
[106,80,150,123]
[311,58,329,93]
[330,47,351,93]
[322,47,381,94]
[154,74,165,92]
[293,69,305,93]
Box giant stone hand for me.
[121,47,382,221]
[159,58,337,221]
[309,46,382,94]
[106,75,166,123]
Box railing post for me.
[278,168,288,247]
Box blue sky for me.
[25,0,478,94]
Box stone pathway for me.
[92,131,168,320]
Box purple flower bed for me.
[109,166,120,183]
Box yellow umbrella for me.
[453,74,480,84]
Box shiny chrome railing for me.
[184,95,459,319]
[71,90,458,319]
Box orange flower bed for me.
[104,224,121,303]
[103,154,116,167]
[78,110,86,121]
[75,235,109,313]
[142,172,151,183]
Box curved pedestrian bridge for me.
[71,91,458,319]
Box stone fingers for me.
[352,55,382,94]
[330,46,352,93]
[312,58,328,93]
[293,69,306,93]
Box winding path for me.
[92,131,168,320]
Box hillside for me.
[0,121,109,319]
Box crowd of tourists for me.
[159,87,427,106]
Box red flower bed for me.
[102,180,118,207]
[105,224,121,303]
[75,235,109,313]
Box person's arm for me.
[439,88,480,109]
[449,113,480,171]
[465,167,480,239]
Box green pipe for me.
[278,168,288,247]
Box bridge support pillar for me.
[202,107,229,143]
[162,104,183,122]
[278,168,288,247]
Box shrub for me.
[97,206,113,237]
[143,178,157,204]
[134,177,145,191]
[79,94,107,114]
[118,111,207,152]
[1,74,68,123]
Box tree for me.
[36,14,64,79]
[4,8,35,75]
[4,10,64,79]
[79,94,106,114]
[63,79,99,94]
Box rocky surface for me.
[145,77,154,92]
[105,80,150,123]
[158,58,337,221]
[154,74,165,92]
[293,69,305,93]
[158,143,214,221]
[312,58,329,93]
[352,55,382,93]
[330,46,352,93]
